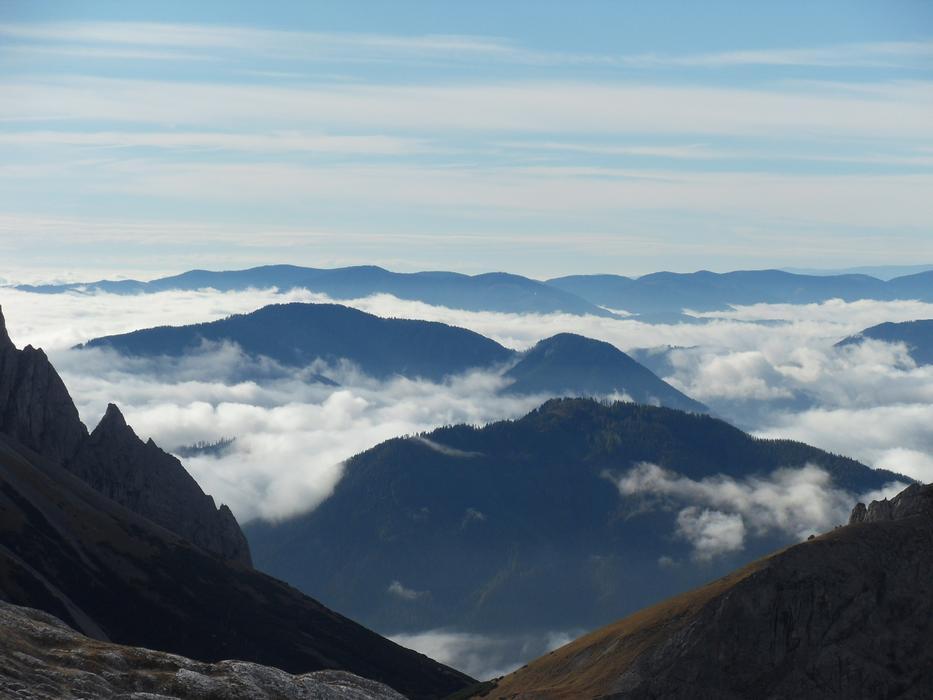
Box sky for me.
[1,0,932,281]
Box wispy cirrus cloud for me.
[3,22,932,71]
[0,130,428,155]
[3,76,932,139]
[622,41,933,69]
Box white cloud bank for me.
[0,286,929,525]
[52,345,540,522]
[610,462,906,561]
[390,628,579,681]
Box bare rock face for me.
[0,308,87,463]
[68,403,252,566]
[0,601,406,700]
[849,482,932,524]
[0,305,250,566]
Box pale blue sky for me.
[1,1,931,282]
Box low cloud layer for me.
[0,286,929,526]
[610,462,906,561]
[390,628,579,681]
[50,344,540,522]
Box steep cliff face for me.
[0,313,87,463]
[481,483,933,700]
[68,403,252,566]
[0,600,406,700]
[0,305,250,566]
[849,482,932,524]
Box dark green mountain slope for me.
[247,399,902,637]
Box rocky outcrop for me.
[0,600,406,699]
[68,403,252,566]
[0,305,250,566]
[849,481,932,524]
[0,308,87,463]
[482,482,933,700]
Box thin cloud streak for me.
[3,77,931,139]
[0,131,429,155]
[3,22,931,70]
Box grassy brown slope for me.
[481,558,768,700]
[477,492,933,700]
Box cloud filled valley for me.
[1,286,931,523]
[0,285,929,679]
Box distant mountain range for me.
[246,398,902,637]
[17,264,614,317]
[0,307,472,699]
[80,303,708,412]
[547,269,933,313]
[783,263,933,280]
[14,263,933,316]
[478,482,933,699]
[837,319,933,366]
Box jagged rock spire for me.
[97,403,129,432]
[0,306,88,462]
[0,305,11,349]
[71,402,253,567]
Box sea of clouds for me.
[1,286,930,522]
[0,284,929,677]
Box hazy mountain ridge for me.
[81,302,515,382]
[247,398,902,638]
[504,333,706,413]
[17,264,933,319]
[78,302,706,412]
[0,306,473,699]
[16,264,614,317]
[478,482,933,699]
[547,268,933,313]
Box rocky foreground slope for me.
[475,483,933,699]
[0,600,405,700]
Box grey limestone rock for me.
[0,600,405,700]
